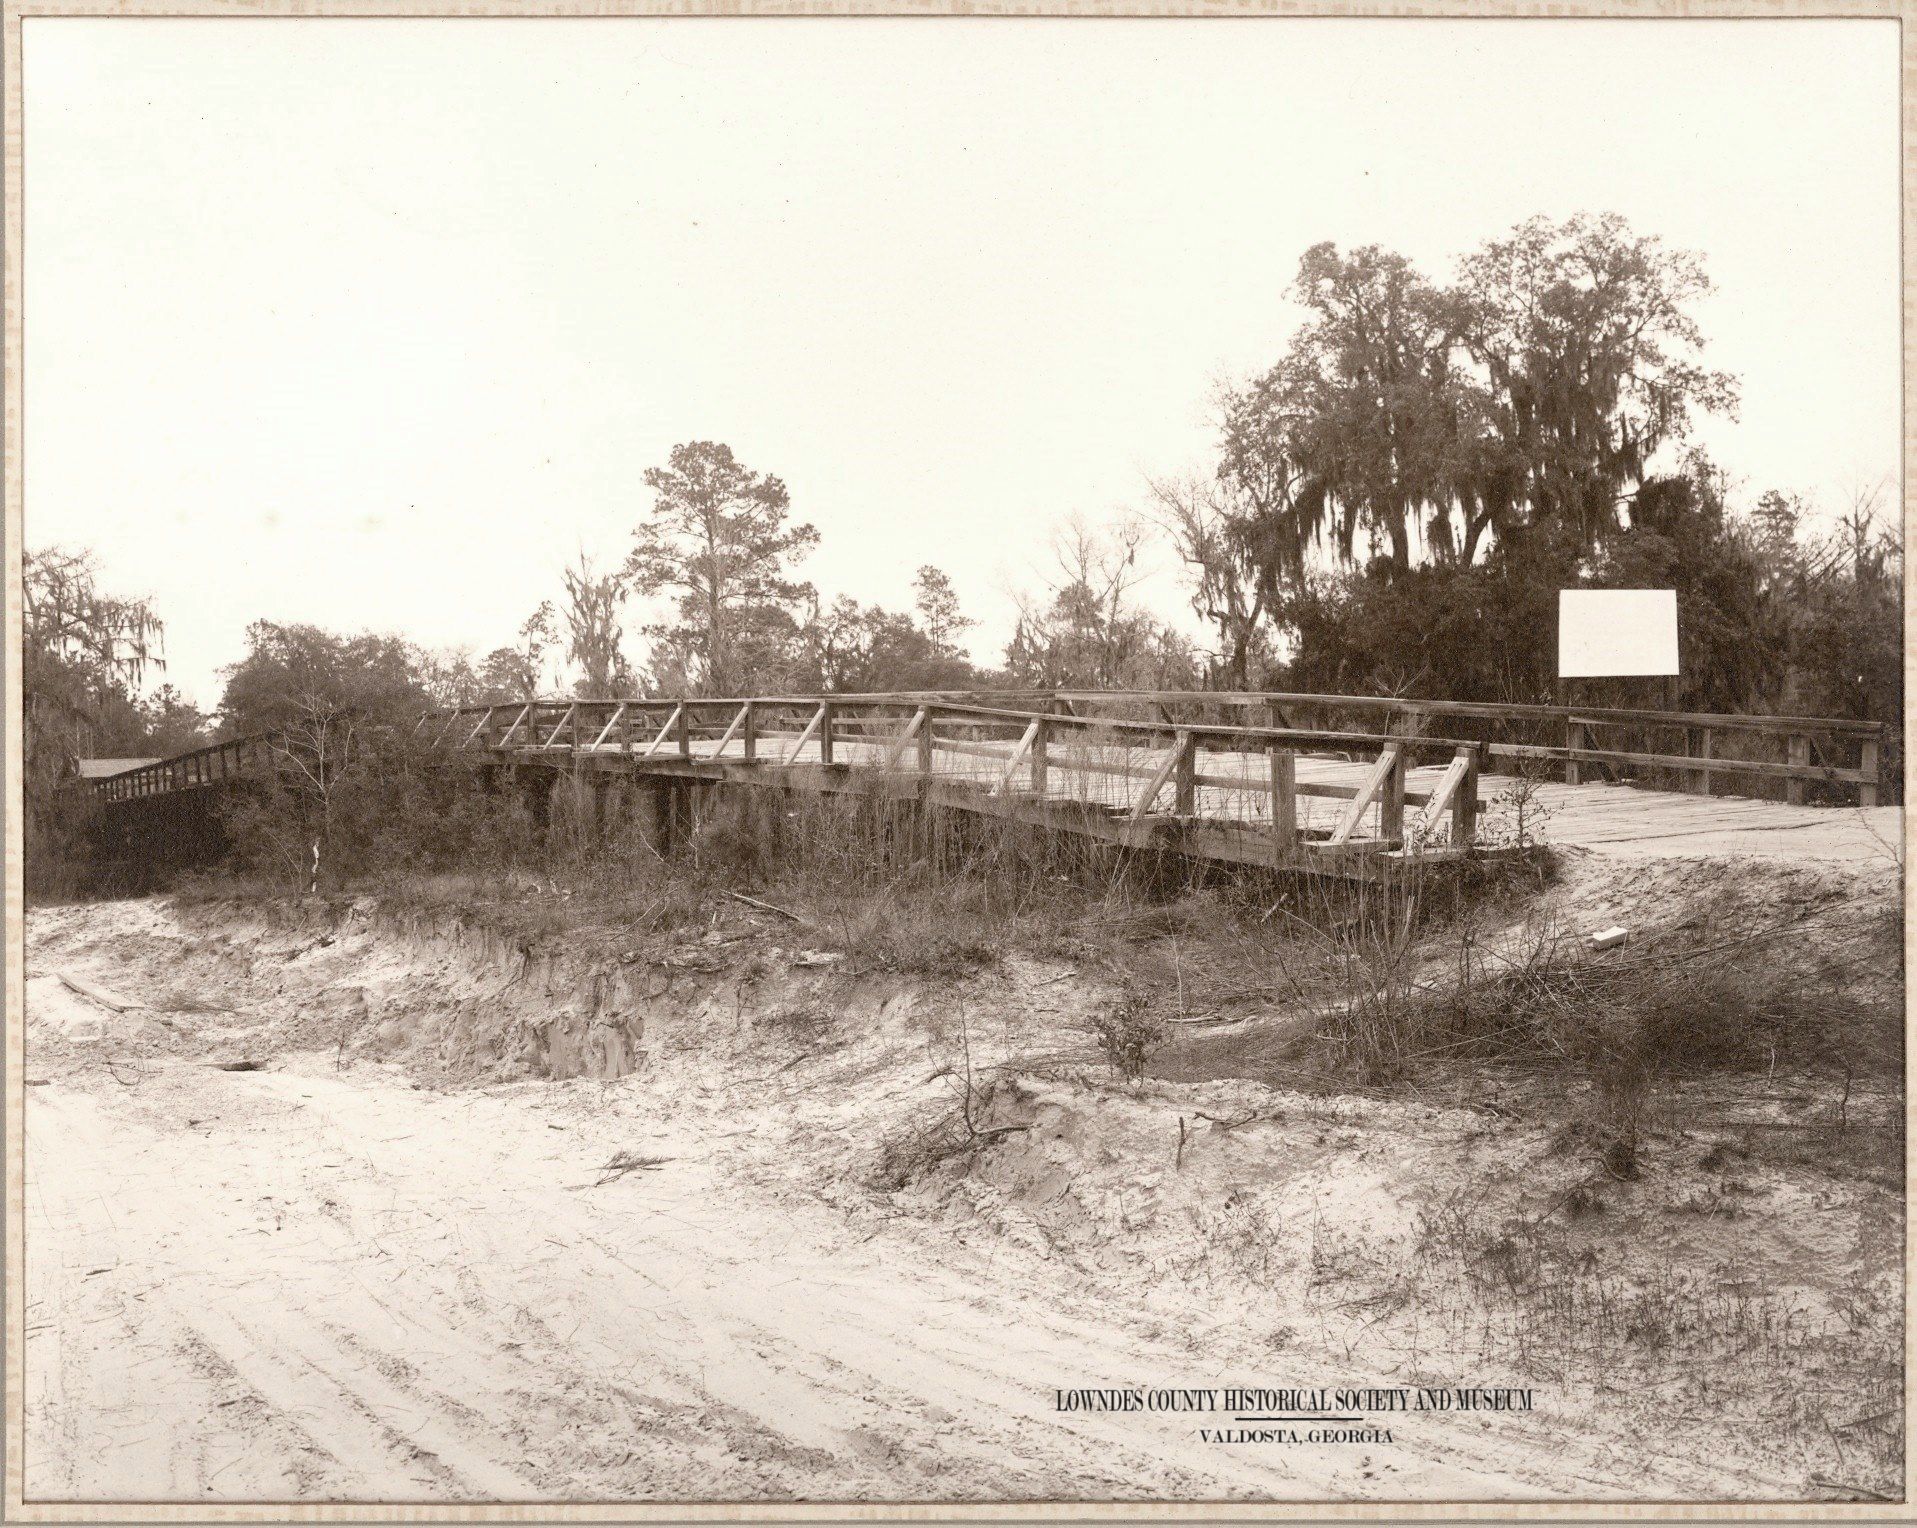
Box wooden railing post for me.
[1172,730,1196,817]
[1860,733,1881,808]
[741,701,757,761]
[1565,716,1585,785]
[1379,742,1406,844]
[919,706,936,776]
[1269,746,1297,859]
[819,700,835,766]
[1691,726,1713,796]
[1030,717,1050,798]
[1452,746,1480,847]
[1787,733,1810,805]
[677,701,692,760]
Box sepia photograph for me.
[5,5,1909,1517]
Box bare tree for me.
[242,696,368,892]
[1147,472,1271,689]
[1005,514,1191,689]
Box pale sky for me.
[22,16,1902,710]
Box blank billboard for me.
[1558,589,1679,678]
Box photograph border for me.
[3,1,1911,1520]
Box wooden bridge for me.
[85,690,1895,871]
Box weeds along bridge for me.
[86,690,1894,874]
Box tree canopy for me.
[1218,214,1737,582]
[625,441,820,695]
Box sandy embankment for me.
[19,874,1904,1506]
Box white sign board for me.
[1557,589,1679,678]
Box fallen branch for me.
[1196,1108,1282,1132]
[588,1150,675,1187]
[724,890,803,923]
[58,971,143,1013]
[1834,1406,1898,1432]
[1808,1476,1895,1503]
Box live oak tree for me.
[1282,242,1458,572]
[625,441,819,696]
[558,552,631,699]
[22,547,168,892]
[1449,213,1738,558]
[213,623,438,888]
[1217,214,1737,583]
[23,547,165,761]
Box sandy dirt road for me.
[20,900,1835,1506]
[24,1006,1526,1504]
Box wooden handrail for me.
[94,683,1894,813]
[1050,688,1887,739]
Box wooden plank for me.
[1495,741,1871,786]
[1269,748,1297,857]
[587,703,628,751]
[782,704,825,766]
[461,707,500,749]
[1414,750,1470,839]
[496,703,533,747]
[1130,739,1184,823]
[995,718,1042,794]
[881,707,926,770]
[1329,743,1401,846]
[1454,747,1479,845]
[642,705,684,759]
[926,700,1469,757]
[708,703,749,757]
[1693,726,1713,796]
[1172,730,1196,816]
[1378,744,1406,842]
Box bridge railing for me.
[88,736,263,804]
[422,693,1487,855]
[417,688,1887,807]
[88,686,1889,833]
[1044,690,1887,807]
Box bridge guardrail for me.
[85,688,1889,835]
[1045,690,1886,807]
[424,694,1486,857]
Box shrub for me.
[1089,986,1167,1081]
